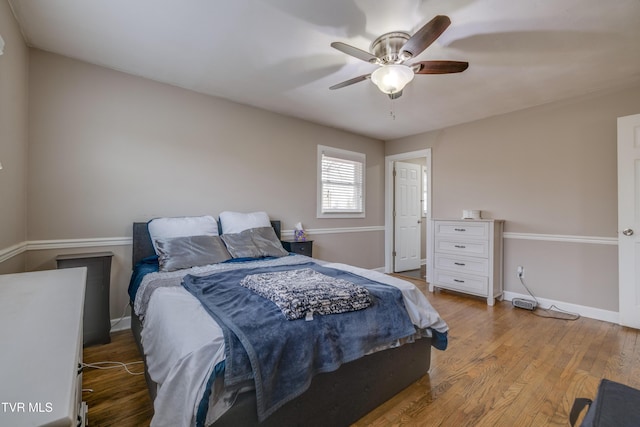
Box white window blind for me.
[317,145,365,218]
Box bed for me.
[128,213,448,427]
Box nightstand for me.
[56,251,113,346]
[281,240,313,257]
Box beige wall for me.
[25,245,133,320]
[387,83,640,311]
[5,34,639,316]
[25,50,385,317]
[0,0,29,273]
[0,253,25,275]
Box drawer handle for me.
[454,228,466,232]
[454,279,465,283]
[454,245,466,249]
[78,363,83,375]
[454,262,466,266]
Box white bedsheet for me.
[142,287,225,427]
[139,259,448,427]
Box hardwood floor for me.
[84,276,640,426]
[82,331,153,426]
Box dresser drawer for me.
[433,270,488,296]
[434,253,489,276]
[434,221,489,239]
[435,238,489,257]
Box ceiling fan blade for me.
[331,42,379,64]
[400,15,451,59]
[413,60,469,74]
[329,74,371,90]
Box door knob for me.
[623,228,634,236]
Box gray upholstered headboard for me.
[132,220,282,267]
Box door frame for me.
[618,113,640,328]
[384,149,432,273]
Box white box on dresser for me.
[429,219,504,305]
[0,268,87,427]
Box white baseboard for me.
[374,260,425,274]
[503,291,619,324]
[374,270,619,324]
[110,315,131,333]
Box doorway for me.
[394,160,422,273]
[384,149,432,275]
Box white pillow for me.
[148,215,218,254]
[219,211,271,234]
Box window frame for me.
[317,145,366,218]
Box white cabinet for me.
[429,219,504,305]
[0,268,87,427]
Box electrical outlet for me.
[517,266,524,278]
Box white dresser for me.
[429,219,504,305]
[0,268,87,427]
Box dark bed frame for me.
[130,221,432,426]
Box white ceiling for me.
[7,0,640,140]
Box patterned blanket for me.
[239,268,371,320]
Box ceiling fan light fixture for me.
[399,51,413,61]
[371,64,414,95]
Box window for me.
[317,145,365,218]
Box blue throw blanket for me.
[181,262,417,422]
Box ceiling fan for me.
[330,15,468,99]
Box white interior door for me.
[394,161,421,272]
[618,113,640,328]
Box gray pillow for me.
[221,230,262,259]
[221,227,288,259]
[155,235,232,272]
[251,226,289,257]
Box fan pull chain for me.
[389,99,396,120]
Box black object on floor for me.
[570,378,640,426]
